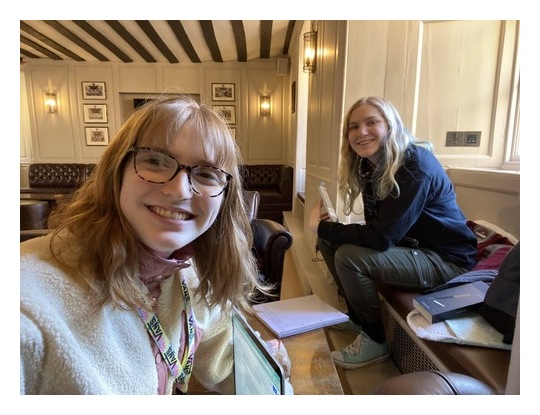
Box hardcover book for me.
[413,281,490,324]
[252,295,349,338]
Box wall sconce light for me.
[45,92,58,114]
[260,95,271,116]
[303,31,317,73]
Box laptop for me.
[232,307,286,395]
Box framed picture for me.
[212,83,235,101]
[229,127,236,139]
[85,127,109,146]
[213,105,236,124]
[82,82,106,100]
[83,104,108,123]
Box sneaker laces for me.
[343,333,370,355]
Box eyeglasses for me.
[128,146,232,197]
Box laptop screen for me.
[232,307,285,395]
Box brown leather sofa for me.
[20,200,50,230]
[240,164,293,224]
[21,163,97,211]
[20,163,95,231]
[373,370,496,395]
[22,163,294,225]
[243,190,293,302]
[23,163,96,193]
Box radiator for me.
[381,297,448,374]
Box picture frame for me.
[213,105,236,124]
[82,82,106,100]
[85,127,109,146]
[212,83,235,101]
[83,104,108,123]
[229,127,236,139]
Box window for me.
[501,27,520,171]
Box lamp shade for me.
[260,95,271,116]
[45,92,57,113]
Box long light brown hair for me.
[48,96,264,312]
[338,96,433,215]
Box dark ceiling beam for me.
[21,21,84,61]
[230,20,247,62]
[199,20,223,62]
[20,34,63,60]
[167,20,201,63]
[44,20,109,62]
[260,20,272,59]
[73,20,133,63]
[282,20,296,55]
[20,47,41,59]
[106,20,157,63]
[136,20,178,64]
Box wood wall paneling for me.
[21,60,288,166]
[30,66,76,160]
[417,21,504,167]
[246,68,285,161]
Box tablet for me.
[232,307,286,395]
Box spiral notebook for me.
[252,295,349,338]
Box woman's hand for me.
[308,199,327,234]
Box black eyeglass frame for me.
[128,146,232,197]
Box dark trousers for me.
[317,238,467,343]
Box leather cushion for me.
[373,371,496,395]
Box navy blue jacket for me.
[318,145,477,269]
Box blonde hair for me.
[338,96,433,215]
[48,95,263,312]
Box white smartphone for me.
[317,182,338,222]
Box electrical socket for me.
[463,131,481,147]
[446,131,463,147]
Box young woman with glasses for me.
[20,96,270,394]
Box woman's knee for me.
[334,244,379,269]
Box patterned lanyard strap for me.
[137,275,195,393]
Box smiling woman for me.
[20,95,274,395]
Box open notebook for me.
[232,307,286,395]
[252,295,349,338]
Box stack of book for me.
[413,281,489,324]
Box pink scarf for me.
[137,243,198,394]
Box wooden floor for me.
[281,251,401,395]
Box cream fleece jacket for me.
[20,235,234,395]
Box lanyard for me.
[137,275,195,393]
